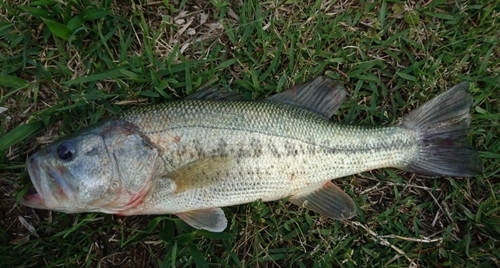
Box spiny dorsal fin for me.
[266,76,347,118]
[289,181,356,220]
[177,208,227,232]
[187,86,241,101]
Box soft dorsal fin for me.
[177,208,228,232]
[289,181,356,220]
[187,86,241,101]
[266,76,347,118]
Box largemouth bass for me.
[21,77,481,232]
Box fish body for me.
[22,77,481,232]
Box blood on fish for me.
[114,186,150,215]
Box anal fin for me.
[177,208,228,232]
[289,181,356,220]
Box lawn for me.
[1,0,499,267]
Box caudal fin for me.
[402,82,482,177]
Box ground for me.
[0,0,499,267]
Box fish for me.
[21,76,482,232]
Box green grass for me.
[1,0,499,267]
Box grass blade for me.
[42,18,73,40]
[0,74,29,88]
[0,121,44,151]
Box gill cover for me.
[101,120,160,213]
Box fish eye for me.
[57,142,75,161]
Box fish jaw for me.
[22,155,46,209]
[20,154,73,209]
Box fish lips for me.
[22,156,48,209]
[22,155,75,209]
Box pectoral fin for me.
[166,156,235,194]
[289,181,356,220]
[177,208,228,232]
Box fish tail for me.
[402,82,482,176]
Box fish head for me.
[22,120,160,214]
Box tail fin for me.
[402,82,482,176]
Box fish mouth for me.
[22,156,75,209]
[21,156,47,209]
